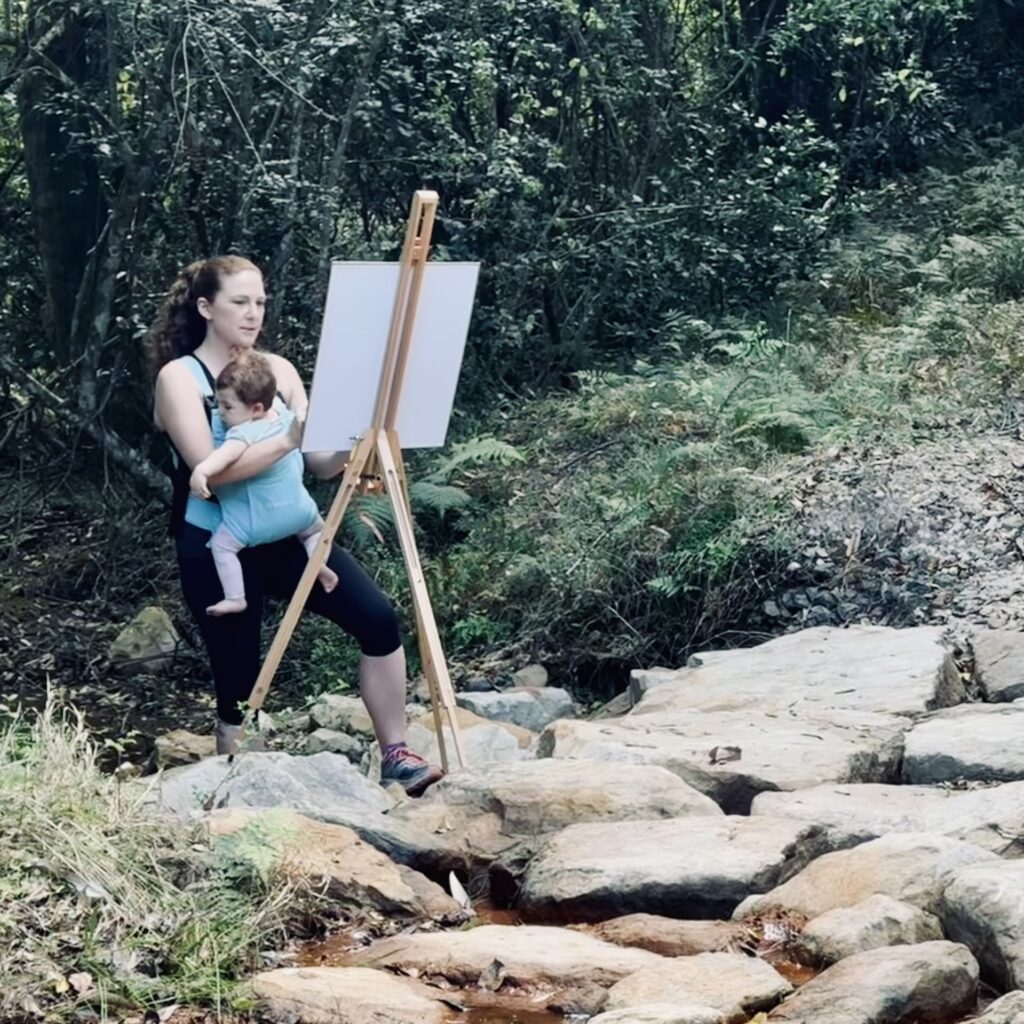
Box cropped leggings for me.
[176,522,402,724]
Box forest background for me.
[3,0,1024,734]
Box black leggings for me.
[176,522,401,724]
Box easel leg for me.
[377,430,467,770]
[242,431,376,725]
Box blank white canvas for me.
[302,261,480,452]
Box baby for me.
[190,350,337,616]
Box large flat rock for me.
[352,924,662,990]
[735,833,997,920]
[150,751,390,818]
[902,703,1024,783]
[540,706,908,813]
[766,941,978,1024]
[605,953,791,1022]
[456,687,574,731]
[589,915,744,957]
[388,759,721,859]
[208,808,463,923]
[973,630,1024,702]
[751,781,1024,856]
[250,966,447,1024]
[942,860,1024,989]
[519,816,829,921]
[632,626,963,718]
[589,1008,722,1024]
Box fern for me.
[432,435,524,481]
[409,481,473,518]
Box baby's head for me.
[215,350,276,427]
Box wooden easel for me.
[241,191,466,771]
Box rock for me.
[150,751,390,819]
[389,760,721,860]
[902,704,1024,782]
[403,707,536,767]
[972,991,1024,1023]
[592,691,634,719]
[973,630,1024,701]
[456,687,574,731]
[545,983,607,1015]
[108,606,179,674]
[209,808,463,922]
[520,817,829,922]
[942,860,1024,989]
[305,728,365,760]
[353,924,662,989]
[589,1007,723,1024]
[605,953,791,1020]
[250,966,447,1024]
[628,667,679,707]
[589,915,744,957]
[153,729,215,768]
[735,833,997,920]
[751,781,1024,856]
[633,625,963,718]
[796,895,942,965]
[766,940,977,1023]
[309,693,376,737]
[512,664,549,688]
[539,706,907,813]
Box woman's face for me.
[198,269,266,349]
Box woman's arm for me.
[265,352,348,480]
[155,360,297,482]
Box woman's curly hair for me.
[144,255,261,379]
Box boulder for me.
[631,626,963,719]
[973,630,1024,702]
[540,707,907,813]
[512,664,549,688]
[153,729,215,768]
[796,894,942,965]
[751,781,1024,856]
[388,760,721,860]
[605,953,791,1021]
[250,966,447,1024]
[766,940,977,1024]
[735,833,997,920]
[353,924,662,990]
[628,667,679,707]
[108,606,179,674]
[589,915,744,957]
[589,1007,723,1024]
[942,860,1024,989]
[150,751,390,819]
[309,693,376,737]
[519,817,828,921]
[456,687,574,731]
[401,707,536,767]
[305,728,365,760]
[902,704,1024,783]
[971,991,1024,1023]
[209,808,463,922]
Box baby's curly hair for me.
[216,351,276,410]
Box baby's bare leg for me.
[208,526,249,615]
[298,519,338,593]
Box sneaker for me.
[380,745,444,797]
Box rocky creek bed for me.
[133,622,1024,1024]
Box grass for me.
[0,698,299,1020]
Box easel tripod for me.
[241,191,467,772]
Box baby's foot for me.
[207,597,248,616]
[317,563,339,594]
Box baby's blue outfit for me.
[218,411,320,546]
[179,356,317,545]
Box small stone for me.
[108,606,179,674]
[512,664,549,688]
[153,729,216,769]
[305,728,364,760]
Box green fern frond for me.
[409,481,473,518]
[432,436,525,481]
[343,494,394,549]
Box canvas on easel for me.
[239,191,477,772]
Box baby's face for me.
[216,386,255,428]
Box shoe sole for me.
[404,766,445,797]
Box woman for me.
[148,255,443,796]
